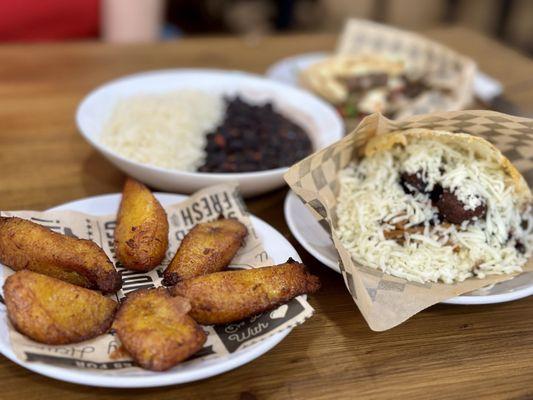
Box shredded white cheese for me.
[100,91,224,172]
[336,138,532,284]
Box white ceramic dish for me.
[284,190,533,305]
[265,52,329,87]
[76,69,344,197]
[0,193,302,388]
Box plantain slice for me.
[113,287,206,371]
[0,217,121,293]
[3,271,118,345]
[115,178,169,272]
[170,259,320,325]
[162,218,248,285]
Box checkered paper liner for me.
[285,110,533,331]
[335,19,477,118]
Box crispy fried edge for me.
[3,270,118,345]
[162,217,248,286]
[0,217,122,294]
[113,287,207,371]
[114,178,169,272]
[170,259,320,325]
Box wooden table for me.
[1,27,532,400]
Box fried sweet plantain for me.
[162,218,248,285]
[0,217,121,293]
[3,270,117,344]
[115,178,169,272]
[113,287,206,371]
[170,259,320,325]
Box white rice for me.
[100,91,224,171]
[336,138,532,284]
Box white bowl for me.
[76,69,344,197]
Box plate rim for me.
[284,190,533,305]
[264,51,329,86]
[0,192,299,388]
[284,191,339,272]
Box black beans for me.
[399,171,443,202]
[400,172,428,194]
[516,240,526,254]
[435,189,487,224]
[199,97,312,173]
[429,184,444,204]
[399,171,488,225]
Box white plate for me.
[0,193,302,388]
[76,69,344,197]
[284,190,533,305]
[265,52,329,87]
[265,52,502,102]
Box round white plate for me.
[76,69,343,197]
[265,52,329,87]
[284,190,533,305]
[0,193,302,388]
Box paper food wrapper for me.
[0,183,314,370]
[285,110,533,331]
[335,19,476,119]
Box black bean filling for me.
[199,97,312,173]
[400,171,487,224]
[515,240,526,254]
[435,189,487,224]
[400,172,428,194]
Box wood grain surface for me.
[0,27,532,400]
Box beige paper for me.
[0,183,314,370]
[335,19,476,120]
[285,110,533,331]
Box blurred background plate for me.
[76,69,344,197]
[284,190,533,305]
[265,52,506,108]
